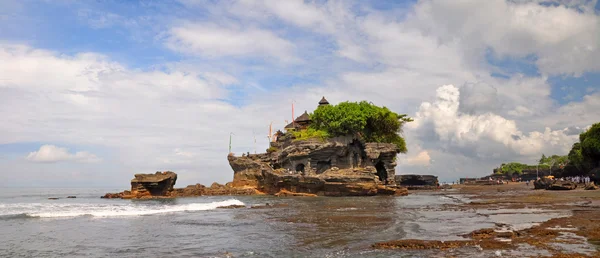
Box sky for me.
[1,0,600,187]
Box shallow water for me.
[0,188,577,257]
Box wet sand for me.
[375,183,600,257]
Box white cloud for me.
[409,0,600,76]
[26,145,101,163]
[402,150,432,167]
[2,0,600,185]
[408,84,577,157]
[166,23,298,63]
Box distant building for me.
[285,97,328,131]
[318,96,329,106]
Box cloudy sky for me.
[1,0,599,187]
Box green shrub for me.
[291,128,330,142]
[310,101,412,152]
[266,146,279,153]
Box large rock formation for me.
[227,135,408,196]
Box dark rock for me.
[48,197,59,200]
[129,171,177,198]
[66,196,76,198]
[534,178,553,189]
[547,181,577,190]
[395,174,438,187]
[101,192,123,199]
[217,205,246,209]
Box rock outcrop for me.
[130,171,177,198]
[533,178,578,191]
[395,174,439,190]
[534,177,553,190]
[547,181,577,190]
[585,182,598,190]
[226,135,408,196]
[102,174,261,199]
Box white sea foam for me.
[0,199,244,219]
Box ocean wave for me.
[0,199,244,219]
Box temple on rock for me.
[226,97,408,196]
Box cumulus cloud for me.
[2,0,600,185]
[409,0,600,76]
[409,85,577,157]
[26,145,101,163]
[402,150,432,167]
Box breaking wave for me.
[0,199,244,219]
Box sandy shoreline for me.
[374,183,600,257]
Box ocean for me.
[0,188,569,257]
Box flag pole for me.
[229,132,234,154]
[253,130,256,154]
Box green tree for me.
[539,154,547,165]
[310,101,412,152]
[580,123,600,167]
[568,142,586,171]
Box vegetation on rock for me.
[291,128,330,142]
[309,101,412,152]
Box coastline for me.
[374,183,600,257]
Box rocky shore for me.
[373,183,600,257]
[102,172,260,199]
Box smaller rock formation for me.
[395,174,439,190]
[534,178,553,190]
[547,181,577,191]
[67,196,76,198]
[129,171,177,198]
[585,182,598,190]
[534,178,578,190]
[102,171,261,199]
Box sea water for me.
[0,188,571,257]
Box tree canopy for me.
[538,154,569,168]
[495,162,550,175]
[309,101,412,153]
[568,123,600,171]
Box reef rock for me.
[103,172,261,199]
[227,135,408,196]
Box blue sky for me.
[1,0,600,187]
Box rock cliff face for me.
[131,171,177,197]
[227,135,408,196]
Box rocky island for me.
[104,97,412,198]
